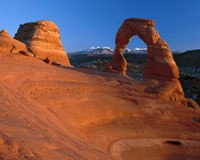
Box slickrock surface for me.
[0,29,27,53]
[111,18,185,104]
[14,20,71,66]
[0,53,199,160]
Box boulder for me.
[14,20,71,66]
[0,29,27,53]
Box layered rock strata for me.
[111,18,185,102]
[112,18,179,80]
[14,20,71,66]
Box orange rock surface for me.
[0,29,27,53]
[0,53,199,160]
[14,20,71,66]
[112,18,179,80]
[0,18,199,160]
[111,18,185,103]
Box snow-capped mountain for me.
[124,48,147,54]
[68,46,113,55]
[85,46,114,54]
[69,46,147,55]
[69,46,181,55]
[133,48,147,53]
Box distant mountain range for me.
[69,46,181,55]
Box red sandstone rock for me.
[0,54,199,159]
[0,29,12,38]
[111,18,184,102]
[14,20,71,66]
[0,29,27,53]
[111,18,179,81]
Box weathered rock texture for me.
[111,18,185,102]
[0,29,27,53]
[0,53,199,159]
[112,18,179,80]
[14,20,71,66]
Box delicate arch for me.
[111,18,179,81]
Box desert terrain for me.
[0,18,199,160]
[0,52,200,160]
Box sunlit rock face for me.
[0,18,199,160]
[0,53,199,160]
[112,18,179,80]
[111,18,186,103]
[0,29,27,53]
[14,20,71,66]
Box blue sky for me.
[1,0,199,52]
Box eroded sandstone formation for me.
[0,53,199,159]
[111,18,185,103]
[0,29,27,53]
[112,18,179,80]
[14,20,71,66]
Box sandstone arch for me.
[111,18,179,81]
[110,18,191,104]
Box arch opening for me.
[111,18,179,81]
[124,35,147,80]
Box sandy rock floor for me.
[0,53,200,160]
